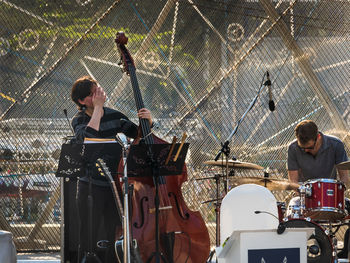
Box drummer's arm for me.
[338,168,349,187]
[288,170,299,184]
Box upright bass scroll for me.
[115,31,210,263]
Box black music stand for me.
[56,143,86,178]
[126,143,189,263]
[56,142,122,263]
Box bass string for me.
[129,63,171,221]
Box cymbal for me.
[204,160,263,170]
[194,174,227,181]
[201,198,222,204]
[337,160,350,170]
[0,159,46,163]
[230,177,300,191]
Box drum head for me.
[284,219,333,263]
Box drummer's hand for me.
[138,108,152,127]
[338,168,349,188]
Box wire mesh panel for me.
[1,0,350,253]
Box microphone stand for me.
[210,72,268,258]
[81,149,102,263]
[115,134,132,263]
[214,72,268,163]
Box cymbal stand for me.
[205,173,222,263]
[214,173,221,248]
[222,157,230,194]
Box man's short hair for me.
[295,120,318,145]
[71,76,97,109]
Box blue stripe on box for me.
[248,248,300,262]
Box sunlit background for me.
[1,0,350,252]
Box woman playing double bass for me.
[70,75,153,263]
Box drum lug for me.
[305,187,312,197]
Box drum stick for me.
[173,132,187,162]
[165,136,177,165]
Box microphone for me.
[264,71,275,112]
[254,210,279,221]
[276,221,286,235]
[254,210,285,234]
[63,109,75,137]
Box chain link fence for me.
[1,0,350,252]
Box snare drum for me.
[303,178,346,221]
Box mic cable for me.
[254,210,286,234]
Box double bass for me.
[115,32,210,263]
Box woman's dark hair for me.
[295,120,318,145]
[71,76,97,109]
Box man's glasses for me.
[299,138,317,150]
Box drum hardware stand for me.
[298,185,306,216]
[205,168,238,263]
[213,174,222,248]
[205,173,222,263]
[325,223,339,263]
[264,167,271,178]
[298,184,312,217]
[325,221,349,263]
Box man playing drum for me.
[288,120,349,185]
[287,119,350,258]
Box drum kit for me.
[198,159,350,263]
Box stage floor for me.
[17,252,60,263]
[16,252,218,262]
[16,251,218,263]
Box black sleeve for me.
[120,118,138,139]
[71,113,98,143]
